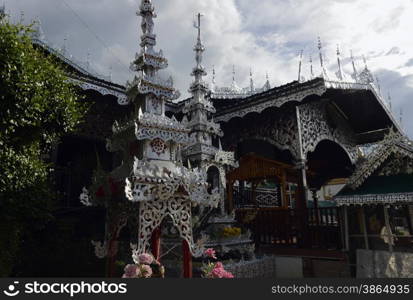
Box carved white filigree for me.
[91,241,108,259]
[346,129,413,189]
[72,80,129,105]
[79,187,93,206]
[132,196,206,259]
[215,82,326,123]
[298,101,358,162]
[222,108,301,160]
[336,193,413,206]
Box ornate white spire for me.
[318,37,324,68]
[182,13,224,163]
[0,3,5,19]
[127,0,179,107]
[211,66,216,92]
[317,37,329,79]
[229,65,240,91]
[350,50,358,82]
[263,72,271,91]
[249,68,254,92]
[188,13,208,101]
[31,17,47,42]
[375,75,382,96]
[388,93,393,112]
[358,55,374,84]
[298,50,303,82]
[335,44,344,81]
[309,54,314,79]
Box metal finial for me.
[298,50,303,82]
[249,68,254,92]
[232,65,236,83]
[336,44,343,81]
[212,66,216,82]
[388,93,392,111]
[400,108,403,129]
[19,10,24,23]
[376,75,381,96]
[318,36,324,68]
[194,13,204,43]
[309,55,314,79]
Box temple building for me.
[20,0,412,278]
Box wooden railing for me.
[236,207,341,250]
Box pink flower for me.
[140,264,153,278]
[138,253,154,265]
[222,270,234,278]
[209,262,234,279]
[204,248,217,259]
[122,264,140,278]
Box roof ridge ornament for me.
[317,36,329,80]
[335,44,344,81]
[350,50,359,82]
[309,54,314,80]
[249,68,254,92]
[298,50,303,82]
[358,55,374,84]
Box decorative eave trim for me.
[348,139,413,189]
[335,192,413,206]
[71,79,128,105]
[215,84,327,123]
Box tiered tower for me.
[182,13,237,180]
[81,1,220,277]
[181,14,252,260]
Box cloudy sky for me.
[4,0,413,137]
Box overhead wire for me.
[59,0,132,75]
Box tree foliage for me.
[0,17,87,276]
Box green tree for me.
[0,16,87,276]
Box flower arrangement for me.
[221,226,242,238]
[201,248,234,278]
[122,253,165,278]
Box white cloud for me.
[4,0,413,136]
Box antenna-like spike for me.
[318,36,324,68]
[376,75,382,96]
[249,68,254,92]
[298,50,303,82]
[336,44,344,81]
[350,49,358,82]
[309,55,314,79]
[388,93,393,112]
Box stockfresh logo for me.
[2,281,127,298]
[3,281,20,297]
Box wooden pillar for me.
[281,170,288,208]
[227,180,234,213]
[311,189,320,225]
[151,227,161,261]
[408,205,413,234]
[358,207,369,250]
[383,205,394,252]
[343,206,350,251]
[106,239,117,277]
[252,181,258,208]
[182,240,192,278]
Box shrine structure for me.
[80,0,220,278]
[23,0,412,277]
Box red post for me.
[151,227,161,262]
[182,240,192,278]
